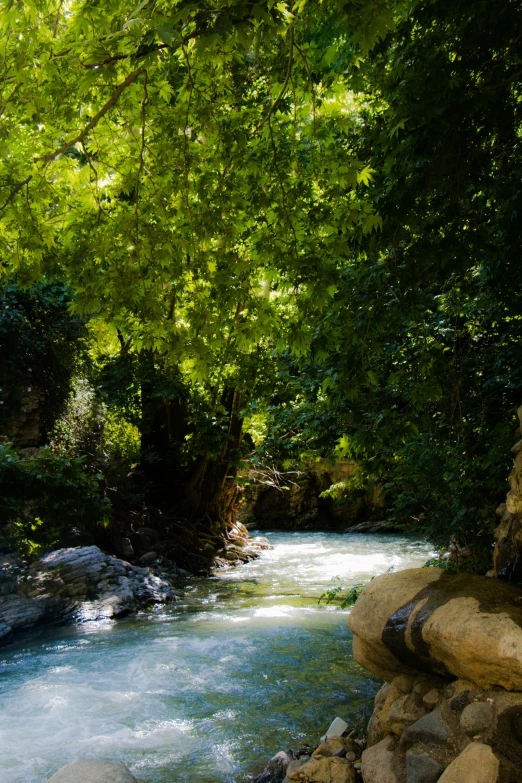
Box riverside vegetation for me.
[0,1,521,782]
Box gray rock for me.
[1,546,177,642]
[401,709,453,747]
[460,702,495,736]
[112,536,134,559]
[46,759,138,782]
[138,552,158,565]
[406,750,444,783]
[265,750,294,780]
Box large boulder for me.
[46,759,138,782]
[436,743,500,783]
[347,567,522,690]
[0,545,179,643]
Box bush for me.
[0,442,110,554]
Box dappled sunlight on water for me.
[0,532,434,783]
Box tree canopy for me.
[1,0,521,562]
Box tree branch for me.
[252,24,294,135]
[39,66,147,164]
[0,176,33,213]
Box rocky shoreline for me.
[0,523,272,645]
[0,544,183,644]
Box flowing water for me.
[0,532,434,783]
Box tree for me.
[258,0,522,560]
[0,0,391,552]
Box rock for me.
[112,536,134,560]
[401,708,455,748]
[288,756,355,783]
[387,694,426,736]
[393,674,416,694]
[1,546,177,642]
[460,702,495,736]
[406,750,444,783]
[368,683,391,746]
[46,759,138,782]
[313,739,346,758]
[347,567,522,690]
[412,681,433,707]
[437,743,499,783]
[138,552,158,565]
[264,750,294,781]
[49,528,95,550]
[0,593,63,643]
[284,759,309,783]
[422,689,440,710]
[360,736,398,783]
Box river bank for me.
[0,532,433,783]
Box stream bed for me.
[0,532,434,783]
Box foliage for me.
[319,567,395,609]
[318,578,367,609]
[0,279,87,441]
[254,0,522,556]
[0,442,110,553]
[0,0,520,557]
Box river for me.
[0,532,433,783]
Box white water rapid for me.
[0,532,434,783]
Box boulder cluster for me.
[348,567,522,783]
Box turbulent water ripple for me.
[0,532,434,783]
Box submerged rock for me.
[46,759,138,782]
[347,567,522,690]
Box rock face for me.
[0,545,180,643]
[238,460,385,532]
[493,406,522,585]
[347,566,522,690]
[359,674,522,782]
[46,759,138,782]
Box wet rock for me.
[46,759,138,782]
[347,567,522,690]
[264,751,294,781]
[437,742,499,783]
[361,735,398,783]
[287,755,355,783]
[406,750,444,783]
[460,702,495,736]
